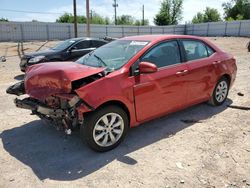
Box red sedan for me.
[7,35,237,151]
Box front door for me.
[133,40,189,122]
[68,40,94,60]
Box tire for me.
[80,105,129,152]
[209,77,229,106]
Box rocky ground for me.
[0,37,249,188]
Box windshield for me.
[52,39,76,51]
[76,40,149,71]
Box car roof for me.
[120,34,221,52]
[67,37,107,42]
[120,35,205,42]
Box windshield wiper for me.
[93,54,107,67]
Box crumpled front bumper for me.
[14,94,93,122]
[14,97,65,118]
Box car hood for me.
[24,49,57,58]
[25,62,105,100]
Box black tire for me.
[209,77,229,106]
[80,105,129,152]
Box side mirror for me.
[139,62,157,74]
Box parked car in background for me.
[19,37,110,72]
[8,35,237,152]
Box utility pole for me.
[86,0,90,37]
[142,4,144,26]
[112,0,118,25]
[73,0,77,37]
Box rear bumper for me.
[230,64,237,89]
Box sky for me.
[0,0,228,25]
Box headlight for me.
[28,56,45,63]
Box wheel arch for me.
[96,100,131,126]
[221,74,231,87]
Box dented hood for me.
[25,62,105,100]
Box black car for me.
[20,37,109,72]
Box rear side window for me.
[141,40,181,68]
[182,40,214,61]
[91,40,106,48]
[74,41,90,49]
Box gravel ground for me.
[0,37,249,188]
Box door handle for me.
[176,70,189,75]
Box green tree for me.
[116,15,134,25]
[116,15,149,26]
[56,12,109,25]
[192,12,204,24]
[56,13,86,23]
[0,18,8,22]
[91,12,110,25]
[134,19,149,26]
[222,0,250,20]
[192,7,221,23]
[104,17,111,25]
[154,0,183,25]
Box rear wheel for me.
[80,105,129,152]
[209,77,229,106]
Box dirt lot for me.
[0,37,249,188]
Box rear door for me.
[180,39,219,104]
[133,40,189,122]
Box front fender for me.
[75,72,138,126]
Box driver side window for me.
[73,41,90,50]
[141,40,181,68]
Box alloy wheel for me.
[93,113,124,147]
[215,80,228,103]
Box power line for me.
[0,8,63,15]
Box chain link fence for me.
[0,20,250,42]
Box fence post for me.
[137,26,139,35]
[224,22,228,36]
[238,21,242,37]
[68,25,71,38]
[105,26,108,36]
[20,24,24,42]
[184,24,187,35]
[192,24,194,35]
[150,27,152,34]
[173,25,176,34]
[122,26,124,37]
[46,24,49,40]
[206,23,210,36]
[162,27,164,34]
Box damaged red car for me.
[7,35,237,152]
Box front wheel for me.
[80,105,129,152]
[209,77,229,106]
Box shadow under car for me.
[0,99,232,181]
